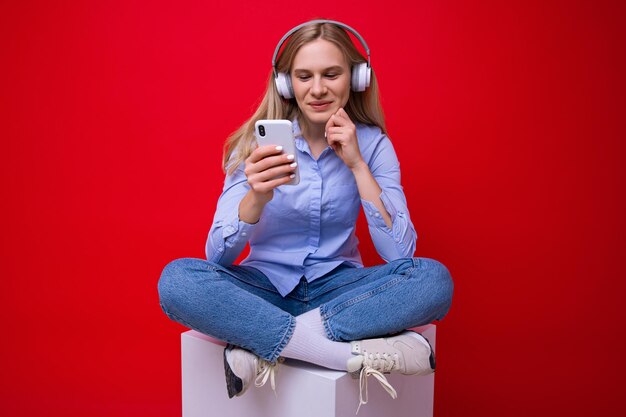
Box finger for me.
[255,174,295,193]
[246,149,292,176]
[329,114,348,129]
[331,108,350,124]
[250,173,293,194]
[335,109,357,132]
[252,161,297,183]
[326,135,343,152]
[249,153,294,174]
[248,144,285,164]
[326,131,341,143]
[327,126,344,136]
[328,129,355,145]
[336,107,351,120]
[328,114,356,139]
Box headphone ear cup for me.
[275,72,294,99]
[351,63,371,92]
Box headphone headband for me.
[271,19,371,78]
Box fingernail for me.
[290,162,298,168]
[286,154,294,160]
[324,131,327,138]
[275,146,283,151]
[289,174,296,179]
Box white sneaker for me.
[346,331,435,412]
[223,344,282,398]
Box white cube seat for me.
[182,324,436,417]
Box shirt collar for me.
[291,117,309,153]
[292,117,304,139]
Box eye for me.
[325,73,338,79]
[296,74,311,81]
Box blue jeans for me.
[158,257,453,363]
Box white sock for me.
[280,322,352,371]
[295,308,328,338]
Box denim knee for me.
[413,257,454,319]
[157,258,213,317]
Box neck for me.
[299,116,327,143]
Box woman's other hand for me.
[325,108,365,170]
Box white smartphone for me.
[254,119,300,185]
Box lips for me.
[309,101,332,111]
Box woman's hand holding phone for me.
[244,145,297,200]
[239,145,297,224]
[239,120,299,224]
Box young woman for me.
[158,19,453,410]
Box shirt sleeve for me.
[361,134,417,261]
[205,164,257,265]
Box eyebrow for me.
[292,65,345,73]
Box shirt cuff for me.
[221,214,256,245]
[361,191,399,231]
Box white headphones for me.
[272,19,372,99]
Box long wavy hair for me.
[223,21,386,174]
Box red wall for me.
[2,1,624,416]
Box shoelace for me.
[356,353,398,414]
[254,357,284,395]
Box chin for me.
[303,112,331,126]
[310,108,339,122]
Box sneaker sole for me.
[223,345,244,398]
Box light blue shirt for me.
[206,118,417,297]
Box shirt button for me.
[241,232,247,237]
[375,213,381,218]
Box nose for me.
[310,76,327,97]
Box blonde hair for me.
[223,21,386,174]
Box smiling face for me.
[290,38,351,129]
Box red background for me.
[2,1,625,416]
